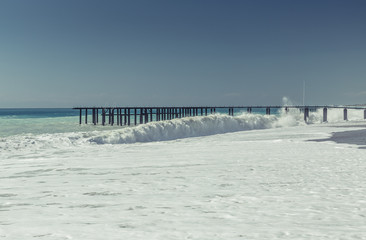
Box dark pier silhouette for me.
[73,106,366,126]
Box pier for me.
[73,106,366,126]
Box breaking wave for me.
[89,113,280,144]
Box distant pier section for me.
[73,106,366,126]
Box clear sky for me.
[0,0,365,107]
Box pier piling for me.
[128,108,131,126]
[323,108,328,122]
[74,105,366,126]
[266,107,270,115]
[102,109,106,126]
[85,109,88,124]
[92,109,95,125]
[344,108,348,121]
[304,107,309,122]
[117,109,120,126]
[79,109,82,124]
[134,109,137,125]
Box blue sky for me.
[0,0,365,107]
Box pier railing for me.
[73,106,366,126]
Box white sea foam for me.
[89,114,279,144]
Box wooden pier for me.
[73,106,366,126]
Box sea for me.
[1,107,366,239]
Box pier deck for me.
[73,106,366,126]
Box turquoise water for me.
[0,108,77,118]
[0,108,119,137]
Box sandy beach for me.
[1,117,366,239]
